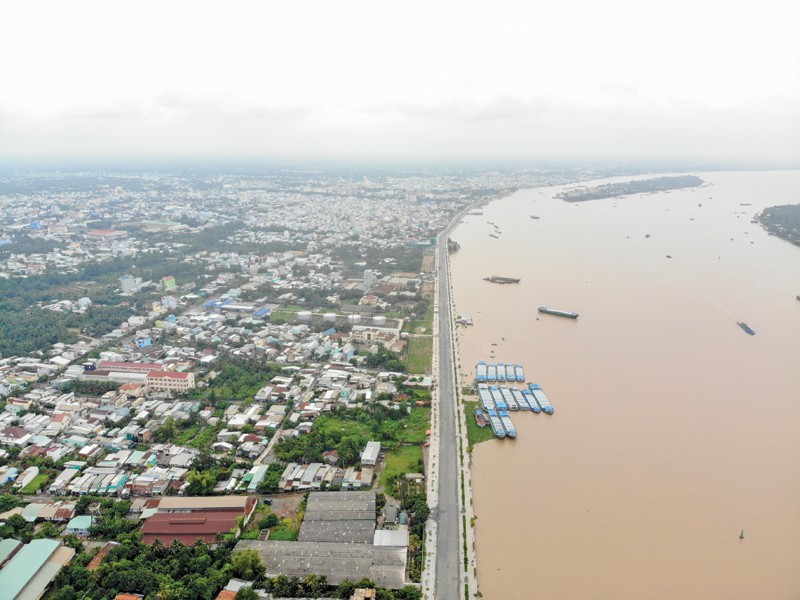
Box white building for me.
[361,441,381,466]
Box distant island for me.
[756,204,800,247]
[557,175,705,202]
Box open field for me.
[406,336,433,373]
[380,444,424,487]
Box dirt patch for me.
[269,492,305,520]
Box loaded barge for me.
[484,276,521,284]
[487,410,506,438]
[476,361,487,382]
[499,411,517,438]
[538,306,579,319]
[529,384,554,414]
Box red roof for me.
[147,370,189,380]
[141,510,242,545]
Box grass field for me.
[377,406,430,444]
[313,415,373,441]
[20,473,49,494]
[464,400,496,448]
[406,336,433,374]
[380,445,424,487]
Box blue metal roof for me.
[0,539,60,598]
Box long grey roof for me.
[235,540,407,589]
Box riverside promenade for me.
[422,205,479,600]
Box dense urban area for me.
[0,166,593,600]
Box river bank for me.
[451,170,800,599]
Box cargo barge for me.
[478,384,495,410]
[490,385,507,410]
[496,362,507,382]
[499,411,517,438]
[487,363,497,382]
[737,321,755,335]
[529,384,554,414]
[538,306,579,319]
[484,276,521,284]
[487,410,506,438]
[476,361,487,382]
[522,389,541,413]
[500,387,519,410]
[514,364,525,382]
[511,388,529,411]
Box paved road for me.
[433,215,466,600]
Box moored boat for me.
[511,388,529,411]
[529,383,554,414]
[500,387,518,410]
[474,408,488,428]
[487,363,497,382]
[499,410,517,438]
[496,362,507,382]
[490,385,507,410]
[487,410,506,438]
[476,361,487,382]
[514,364,525,382]
[522,389,541,413]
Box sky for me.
[1,0,799,166]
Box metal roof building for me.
[235,540,407,590]
[234,490,407,589]
[0,539,75,600]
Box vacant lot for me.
[380,445,423,487]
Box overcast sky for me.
[1,0,799,166]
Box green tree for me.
[235,586,259,600]
[230,548,265,581]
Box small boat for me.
[538,306,579,319]
[737,321,755,335]
[474,408,488,428]
[484,276,521,284]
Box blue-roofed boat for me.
[487,410,506,438]
[476,361,487,382]
[499,410,517,438]
[487,363,497,382]
[522,389,541,413]
[529,383,554,414]
[510,388,529,411]
[500,387,518,410]
[490,385,506,410]
[474,408,488,428]
[496,363,507,382]
[514,364,525,382]
[478,384,495,410]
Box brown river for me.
[449,170,800,599]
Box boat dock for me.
[473,363,556,438]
